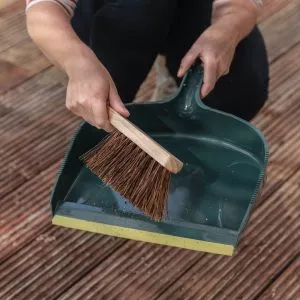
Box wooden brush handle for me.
[109,108,183,174]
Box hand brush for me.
[80,107,183,221]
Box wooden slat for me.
[0,0,23,12]
[0,38,51,94]
[0,227,126,300]
[58,243,205,300]
[0,162,59,262]
[259,257,300,300]
[258,0,291,23]
[254,42,300,130]
[0,67,79,198]
[249,41,300,205]
[0,59,28,94]
[0,9,27,53]
[259,0,300,63]
[0,2,52,94]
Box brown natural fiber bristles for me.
[80,130,170,221]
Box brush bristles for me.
[81,130,170,221]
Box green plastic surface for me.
[51,64,268,250]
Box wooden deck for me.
[0,1,299,299]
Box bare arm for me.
[26,2,129,131]
[26,2,94,76]
[211,0,259,43]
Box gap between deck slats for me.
[256,255,300,300]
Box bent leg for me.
[163,0,269,120]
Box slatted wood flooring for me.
[0,1,299,299]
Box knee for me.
[247,72,269,120]
[229,27,270,120]
[246,53,270,116]
[231,65,269,120]
[242,27,269,100]
[203,64,269,121]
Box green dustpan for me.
[51,64,268,256]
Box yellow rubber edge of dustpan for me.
[52,215,234,256]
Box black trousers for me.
[71,0,269,121]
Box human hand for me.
[65,55,129,132]
[177,22,239,98]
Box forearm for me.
[212,0,259,43]
[26,2,97,76]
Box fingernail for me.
[177,67,183,77]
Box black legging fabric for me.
[71,0,269,121]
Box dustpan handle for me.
[176,62,209,115]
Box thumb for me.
[109,84,130,118]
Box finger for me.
[74,97,99,127]
[223,68,229,76]
[72,101,98,128]
[65,89,76,112]
[222,64,230,76]
[201,55,218,98]
[65,99,74,112]
[83,115,98,128]
[66,97,83,118]
[218,60,230,77]
[109,83,130,117]
[91,98,113,132]
[177,48,198,77]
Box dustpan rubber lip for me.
[53,202,236,256]
[56,201,238,239]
